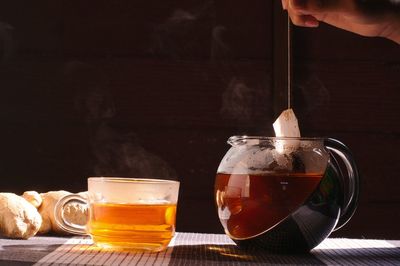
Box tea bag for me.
[273,108,300,138]
[273,108,301,153]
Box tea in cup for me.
[54,177,180,252]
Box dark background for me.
[0,1,399,238]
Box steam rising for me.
[0,22,14,62]
[220,77,272,125]
[92,126,177,179]
[295,74,330,117]
[68,62,177,180]
[220,78,255,121]
[148,1,215,58]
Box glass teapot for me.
[215,136,360,253]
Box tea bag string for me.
[287,14,292,110]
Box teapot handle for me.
[324,138,361,231]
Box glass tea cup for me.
[54,177,180,252]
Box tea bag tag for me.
[273,108,300,153]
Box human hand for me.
[282,0,400,44]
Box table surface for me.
[0,232,399,265]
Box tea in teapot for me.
[215,136,359,253]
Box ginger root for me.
[0,193,42,239]
[38,190,70,235]
[22,191,42,208]
[0,190,88,239]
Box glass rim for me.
[88,177,180,184]
[228,135,325,144]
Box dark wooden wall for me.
[293,23,400,239]
[0,1,399,238]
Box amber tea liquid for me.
[88,202,177,251]
[215,173,323,239]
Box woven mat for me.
[0,233,399,265]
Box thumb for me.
[289,0,353,14]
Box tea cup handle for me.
[324,138,361,231]
[54,194,88,235]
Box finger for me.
[303,15,320,27]
[282,0,288,10]
[289,0,326,12]
[289,0,351,13]
[288,10,320,27]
